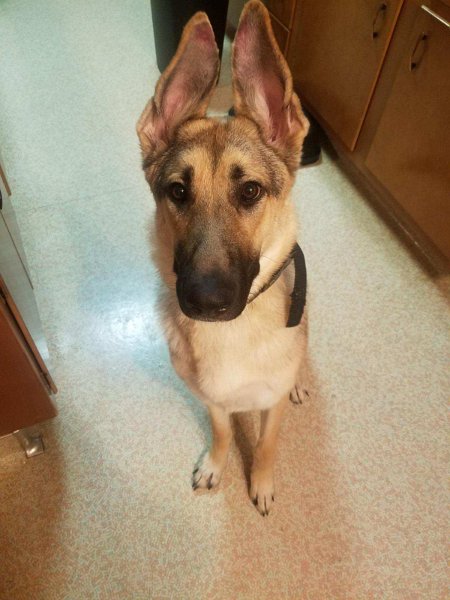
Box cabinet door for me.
[288,0,403,150]
[366,1,450,259]
[0,283,57,437]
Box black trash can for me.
[150,0,229,72]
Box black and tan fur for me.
[137,1,309,515]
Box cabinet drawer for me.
[0,278,57,436]
[288,0,404,150]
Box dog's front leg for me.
[192,405,232,491]
[250,395,288,516]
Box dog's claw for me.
[250,471,275,516]
[252,493,270,516]
[191,453,225,490]
[290,384,310,406]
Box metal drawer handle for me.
[409,32,428,71]
[372,2,388,39]
[421,5,450,29]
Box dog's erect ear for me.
[232,1,308,172]
[137,12,220,161]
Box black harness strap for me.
[248,243,307,328]
[286,243,307,328]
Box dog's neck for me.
[247,243,307,328]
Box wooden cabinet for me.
[287,0,403,150]
[0,277,57,436]
[365,1,450,259]
[0,160,57,439]
[286,0,450,264]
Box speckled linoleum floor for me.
[0,1,449,599]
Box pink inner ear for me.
[235,20,258,76]
[235,20,286,141]
[155,83,188,144]
[140,15,219,156]
[262,72,286,141]
[163,80,188,122]
[193,20,215,45]
[155,19,218,140]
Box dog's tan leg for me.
[290,325,310,406]
[290,359,310,406]
[250,395,288,516]
[193,405,232,490]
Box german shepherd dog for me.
[137,0,309,516]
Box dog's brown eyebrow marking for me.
[230,164,245,180]
[181,166,193,185]
[150,141,192,198]
[257,149,284,196]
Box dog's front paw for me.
[192,453,225,491]
[250,469,275,516]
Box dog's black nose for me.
[181,273,235,319]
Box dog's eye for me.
[169,182,187,202]
[240,181,262,206]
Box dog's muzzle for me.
[176,271,239,321]
[173,237,260,322]
[174,253,260,322]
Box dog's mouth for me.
[175,262,260,323]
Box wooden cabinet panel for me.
[0,283,57,436]
[366,1,450,258]
[264,0,295,29]
[0,153,57,436]
[288,0,404,150]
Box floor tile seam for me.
[12,183,146,216]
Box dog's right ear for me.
[232,1,308,173]
[137,12,219,163]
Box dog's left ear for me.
[137,12,220,162]
[232,1,309,172]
